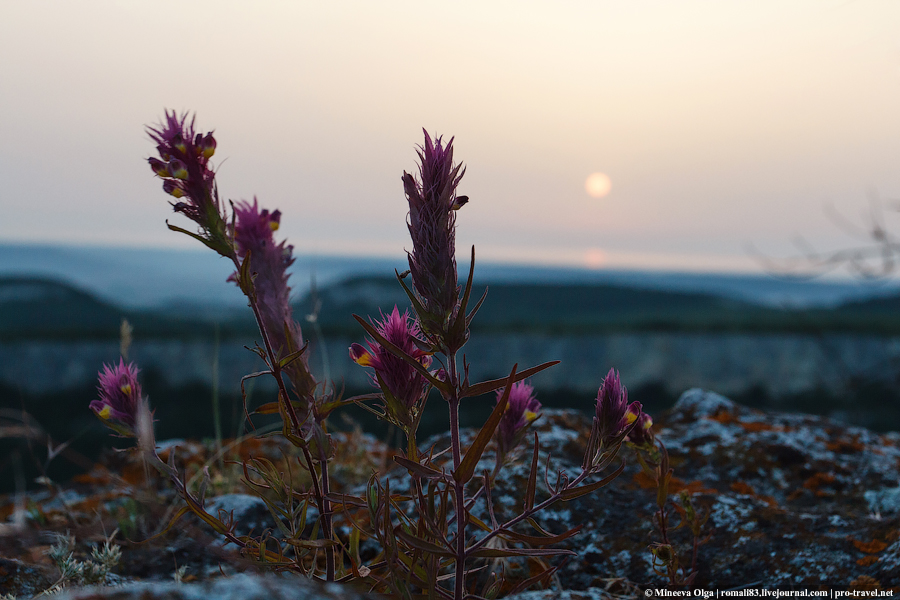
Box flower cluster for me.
[90,358,143,437]
[350,306,432,426]
[147,111,231,257]
[627,412,654,447]
[402,131,467,337]
[229,199,316,400]
[494,381,541,460]
[586,368,642,468]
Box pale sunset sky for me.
[1,1,899,274]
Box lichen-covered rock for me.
[489,389,900,590]
[3,390,900,595]
[51,572,381,599]
[0,557,54,598]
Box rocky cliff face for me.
[3,332,899,401]
[2,390,899,597]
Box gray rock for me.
[53,572,382,599]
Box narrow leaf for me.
[394,269,429,321]
[283,538,338,549]
[456,246,476,316]
[467,513,492,533]
[393,527,454,557]
[165,222,221,254]
[464,288,489,328]
[468,547,575,558]
[393,456,447,481]
[454,364,516,484]
[325,492,368,509]
[506,564,561,597]
[559,460,626,501]
[253,400,304,415]
[502,524,583,546]
[523,432,540,512]
[138,506,191,544]
[462,361,560,399]
[277,342,309,369]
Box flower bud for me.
[168,159,188,180]
[148,157,170,177]
[350,307,431,419]
[171,133,186,154]
[90,359,143,437]
[199,132,217,158]
[349,343,373,367]
[162,180,185,198]
[268,209,281,231]
[626,412,654,447]
[495,381,541,458]
[595,369,640,444]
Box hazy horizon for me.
[2,2,899,275]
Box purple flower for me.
[402,130,466,334]
[593,369,641,451]
[147,111,231,256]
[350,307,432,424]
[228,199,316,400]
[90,359,143,437]
[626,412,654,447]
[495,381,542,458]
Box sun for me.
[585,173,612,198]
[583,248,606,269]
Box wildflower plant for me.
[86,114,703,597]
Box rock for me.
[493,392,900,590]
[206,494,277,538]
[4,390,900,594]
[52,572,382,599]
[0,557,54,598]
[386,391,900,590]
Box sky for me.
[1,1,899,274]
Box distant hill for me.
[294,275,900,335]
[3,273,899,340]
[0,277,125,338]
[5,243,900,312]
[0,277,253,340]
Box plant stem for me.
[316,423,336,581]
[231,254,335,579]
[446,352,466,600]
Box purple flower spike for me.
[90,359,143,437]
[229,199,315,400]
[495,381,542,458]
[593,368,642,451]
[402,130,466,334]
[147,110,231,256]
[350,306,432,424]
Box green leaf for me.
[236,249,255,297]
[165,222,222,255]
[462,361,560,399]
[454,364,516,484]
[277,342,309,369]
